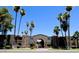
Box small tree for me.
[53,26,60,36]
[73,31,79,48]
[53,26,60,48]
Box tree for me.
[53,26,60,48]
[18,8,25,35]
[66,6,72,49]
[73,31,79,48]
[0,8,13,48]
[53,26,60,36]
[13,6,20,37]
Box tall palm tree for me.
[53,26,60,48]
[66,6,72,49]
[58,13,63,36]
[13,6,20,37]
[18,8,25,35]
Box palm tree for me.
[0,8,13,48]
[18,8,25,35]
[66,6,72,49]
[58,13,63,36]
[53,26,60,36]
[13,6,20,37]
[73,31,79,48]
[53,26,60,48]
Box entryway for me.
[36,39,44,48]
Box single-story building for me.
[0,34,79,49]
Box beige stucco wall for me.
[22,35,29,48]
[20,34,49,48]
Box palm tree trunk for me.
[4,30,7,47]
[57,35,59,48]
[68,20,70,49]
[14,12,17,48]
[2,25,4,35]
[77,38,78,48]
[18,15,22,35]
[30,32,31,39]
[65,32,67,49]
[1,25,5,48]
[68,12,71,49]
[30,30,35,48]
[14,12,17,37]
[29,30,32,48]
[60,22,63,37]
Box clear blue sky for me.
[0,6,79,36]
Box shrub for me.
[5,45,12,49]
[30,43,35,49]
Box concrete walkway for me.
[0,48,79,53]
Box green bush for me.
[30,43,35,49]
[5,45,12,49]
[47,44,51,47]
